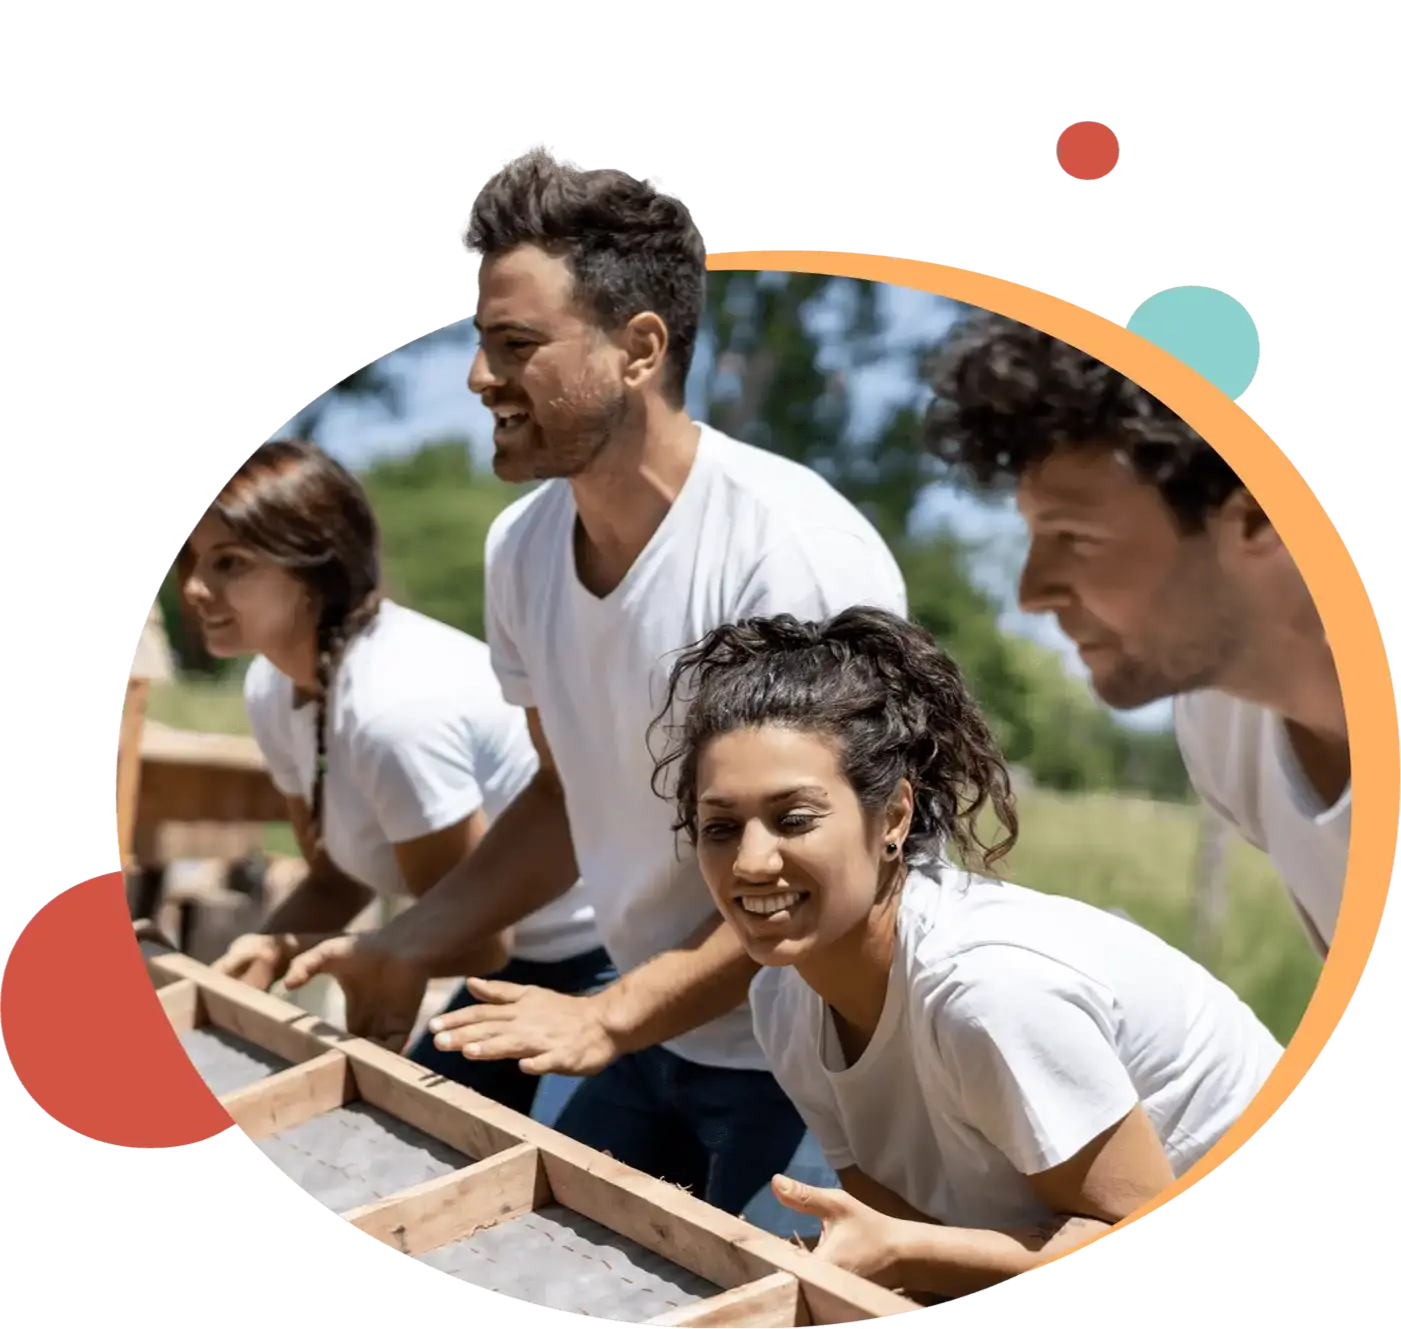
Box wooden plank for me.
[539,1148,771,1291]
[342,1036,531,1163]
[137,759,287,830]
[341,1142,548,1256]
[141,722,269,771]
[219,1050,353,1141]
[149,951,329,1065]
[648,1271,807,1327]
[738,1239,915,1325]
[156,978,202,1033]
[117,676,149,871]
[539,1148,916,1323]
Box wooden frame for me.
[139,932,918,1324]
[117,676,150,872]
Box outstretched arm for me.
[589,911,757,1054]
[775,1106,1172,1298]
[369,709,578,969]
[886,1104,1169,1295]
[428,910,756,1076]
[266,797,374,924]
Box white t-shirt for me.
[1174,689,1349,955]
[484,423,909,1069]
[243,600,600,963]
[750,868,1282,1231]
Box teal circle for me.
[1127,286,1259,399]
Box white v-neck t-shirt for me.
[484,423,909,1069]
[1174,689,1349,955]
[750,868,1282,1231]
[243,600,601,963]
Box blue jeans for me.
[553,1042,813,1225]
[406,946,616,1118]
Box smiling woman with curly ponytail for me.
[651,605,1282,1300]
[178,439,610,1110]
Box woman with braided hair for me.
[650,606,1281,1299]
[179,439,610,1111]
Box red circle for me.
[1057,122,1119,179]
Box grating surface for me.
[178,1025,291,1097]
[256,1103,470,1212]
[416,1202,720,1320]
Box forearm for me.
[593,916,758,1056]
[259,873,373,942]
[375,774,578,973]
[891,1215,1110,1297]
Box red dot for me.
[1057,122,1119,179]
[1,873,231,1147]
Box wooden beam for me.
[340,1036,532,1163]
[156,978,202,1033]
[117,677,150,872]
[219,1049,353,1141]
[648,1272,807,1327]
[149,951,329,1065]
[539,1147,769,1291]
[341,1142,548,1257]
[735,1238,916,1325]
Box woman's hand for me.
[212,933,296,992]
[771,1176,916,1288]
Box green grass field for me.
[149,677,1321,1045]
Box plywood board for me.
[177,1024,291,1097]
[418,1204,721,1321]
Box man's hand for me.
[284,933,427,1053]
[212,933,295,992]
[771,1176,915,1288]
[427,978,621,1077]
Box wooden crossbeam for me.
[341,1142,549,1256]
[219,1049,354,1140]
[648,1272,808,1327]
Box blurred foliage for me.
[159,272,1189,799]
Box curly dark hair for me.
[922,309,1243,531]
[649,606,1018,876]
[465,147,706,407]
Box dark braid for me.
[307,594,382,860]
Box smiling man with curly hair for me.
[921,310,1349,956]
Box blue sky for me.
[298,284,1173,733]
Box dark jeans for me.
[406,946,617,1117]
[553,1042,809,1220]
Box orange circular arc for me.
[708,251,1397,1243]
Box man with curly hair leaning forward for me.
[921,311,1349,957]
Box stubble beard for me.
[1089,582,1248,712]
[495,373,631,484]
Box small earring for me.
[885,841,899,859]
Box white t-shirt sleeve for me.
[242,659,302,798]
[736,527,909,623]
[484,519,535,709]
[929,946,1139,1175]
[349,701,487,845]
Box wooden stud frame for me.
[139,930,918,1325]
